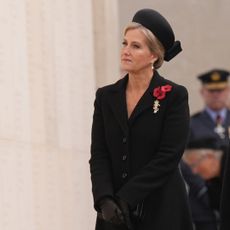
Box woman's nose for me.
[122,45,130,55]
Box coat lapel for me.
[201,110,216,128]
[107,75,129,134]
[128,71,163,125]
[107,72,165,131]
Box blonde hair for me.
[124,22,165,69]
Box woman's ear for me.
[151,54,158,65]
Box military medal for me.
[153,100,160,113]
[214,124,225,139]
[214,114,225,139]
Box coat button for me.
[122,137,127,143]
[122,155,127,161]
[122,173,128,178]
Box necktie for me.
[216,114,222,125]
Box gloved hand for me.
[99,197,125,225]
[116,197,134,230]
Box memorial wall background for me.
[0,0,229,230]
[0,0,96,229]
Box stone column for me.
[93,0,120,88]
[0,0,95,229]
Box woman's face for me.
[121,28,156,74]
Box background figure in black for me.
[182,138,226,229]
[189,69,230,149]
[180,160,217,230]
[220,144,230,230]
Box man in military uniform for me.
[189,69,230,149]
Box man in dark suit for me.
[182,138,226,230]
[189,69,230,149]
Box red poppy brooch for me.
[152,85,172,113]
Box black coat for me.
[220,146,230,230]
[89,72,193,230]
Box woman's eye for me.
[122,41,127,46]
[133,44,140,49]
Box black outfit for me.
[180,160,218,230]
[220,147,230,230]
[89,72,193,230]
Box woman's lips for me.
[121,58,132,62]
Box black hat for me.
[187,138,218,150]
[198,69,230,90]
[132,8,182,61]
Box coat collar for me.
[201,110,216,128]
[107,71,165,133]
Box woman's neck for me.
[127,70,154,92]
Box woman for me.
[89,8,193,230]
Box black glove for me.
[116,198,134,230]
[99,197,125,225]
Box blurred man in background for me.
[182,138,226,230]
[189,69,230,149]
[180,160,218,230]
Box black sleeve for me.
[89,89,114,211]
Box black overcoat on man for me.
[89,72,193,230]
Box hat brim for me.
[204,82,228,90]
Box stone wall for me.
[0,0,96,229]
